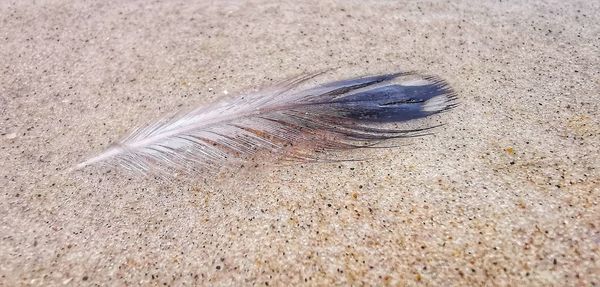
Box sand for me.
[1,0,599,285]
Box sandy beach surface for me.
[1,0,599,285]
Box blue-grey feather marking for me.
[333,83,452,122]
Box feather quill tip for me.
[75,146,121,170]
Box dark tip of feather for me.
[331,82,455,123]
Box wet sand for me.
[1,0,599,285]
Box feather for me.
[76,71,456,176]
